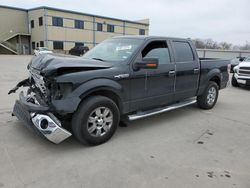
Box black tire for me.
[72,96,120,145]
[231,74,239,87]
[197,81,219,110]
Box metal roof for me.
[0,5,27,11]
[113,35,189,41]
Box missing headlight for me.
[51,83,73,100]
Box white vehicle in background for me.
[34,47,52,56]
[232,55,250,87]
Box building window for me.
[97,23,103,31]
[31,20,34,28]
[36,42,39,48]
[53,41,64,50]
[139,29,145,35]
[107,24,115,32]
[75,20,84,29]
[32,42,35,49]
[75,42,84,47]
[40,41,44,47]
[39,17,43,26]
[52,17,63,27]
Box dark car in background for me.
[69,45,89,56]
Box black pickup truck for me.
[9,36,230,145]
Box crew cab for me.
[9,36,230,145]
[232,55,250,87]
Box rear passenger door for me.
[170,40,200,101]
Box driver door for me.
[129,40,176,112]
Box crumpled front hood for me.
[29,53,113,76]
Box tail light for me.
[227,64,231,74]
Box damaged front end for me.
[9,54,113,144]
[9,71,72,144]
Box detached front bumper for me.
[12,92,72,144]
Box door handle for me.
[168,70,176,77]
[193,68,199,74]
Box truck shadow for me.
[11,104,200,151]
[116,104,199,136]
[237,86,250,91]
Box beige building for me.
[0,5,149,54]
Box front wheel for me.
[197,81,219,110]
[72,96,120,145]
[231,74,239,87]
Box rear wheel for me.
[72,96,120,145]
[197,81,219,109]
[231,74,239,87]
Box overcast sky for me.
[1,0,249,45]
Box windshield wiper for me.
[92,58,105,62]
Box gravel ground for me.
[0,55,249,188]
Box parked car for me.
[232,55,250,87]
[34,47,52,56]
[230,57,245,73]
[69,45,89,56]
[9,36,230,146]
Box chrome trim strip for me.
[235,73,250,80]
[31,113,72,144]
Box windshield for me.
[244,55,250,62]
[83,38,143,62]
[37,47,49,51]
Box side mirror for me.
[134,58,159,71]
[239,57,245,62]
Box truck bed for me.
[198,58,230,95]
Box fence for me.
[197,49,250,59]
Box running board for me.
[128,99,197,121]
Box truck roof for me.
[113,35,190,41]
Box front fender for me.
[51,78,124,114]
[72,78,123,98]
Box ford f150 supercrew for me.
[9,36,230,145]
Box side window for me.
[75,42,84,47]
[75,20,84,29]
[107,24,115,32]
[139,29,145,35]
[31,20,34,28]
[32,42,35,49]
[40,41,44,47]
[142,41,171,64]
[39,17,43,26]
[53,41,64,50]
[97,23,103,31]
[52,17,63,27]
[172,41,194,62]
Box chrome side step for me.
[128,99,197,121]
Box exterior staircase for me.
[0,30,31,54]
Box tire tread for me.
[72,95,120,145]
